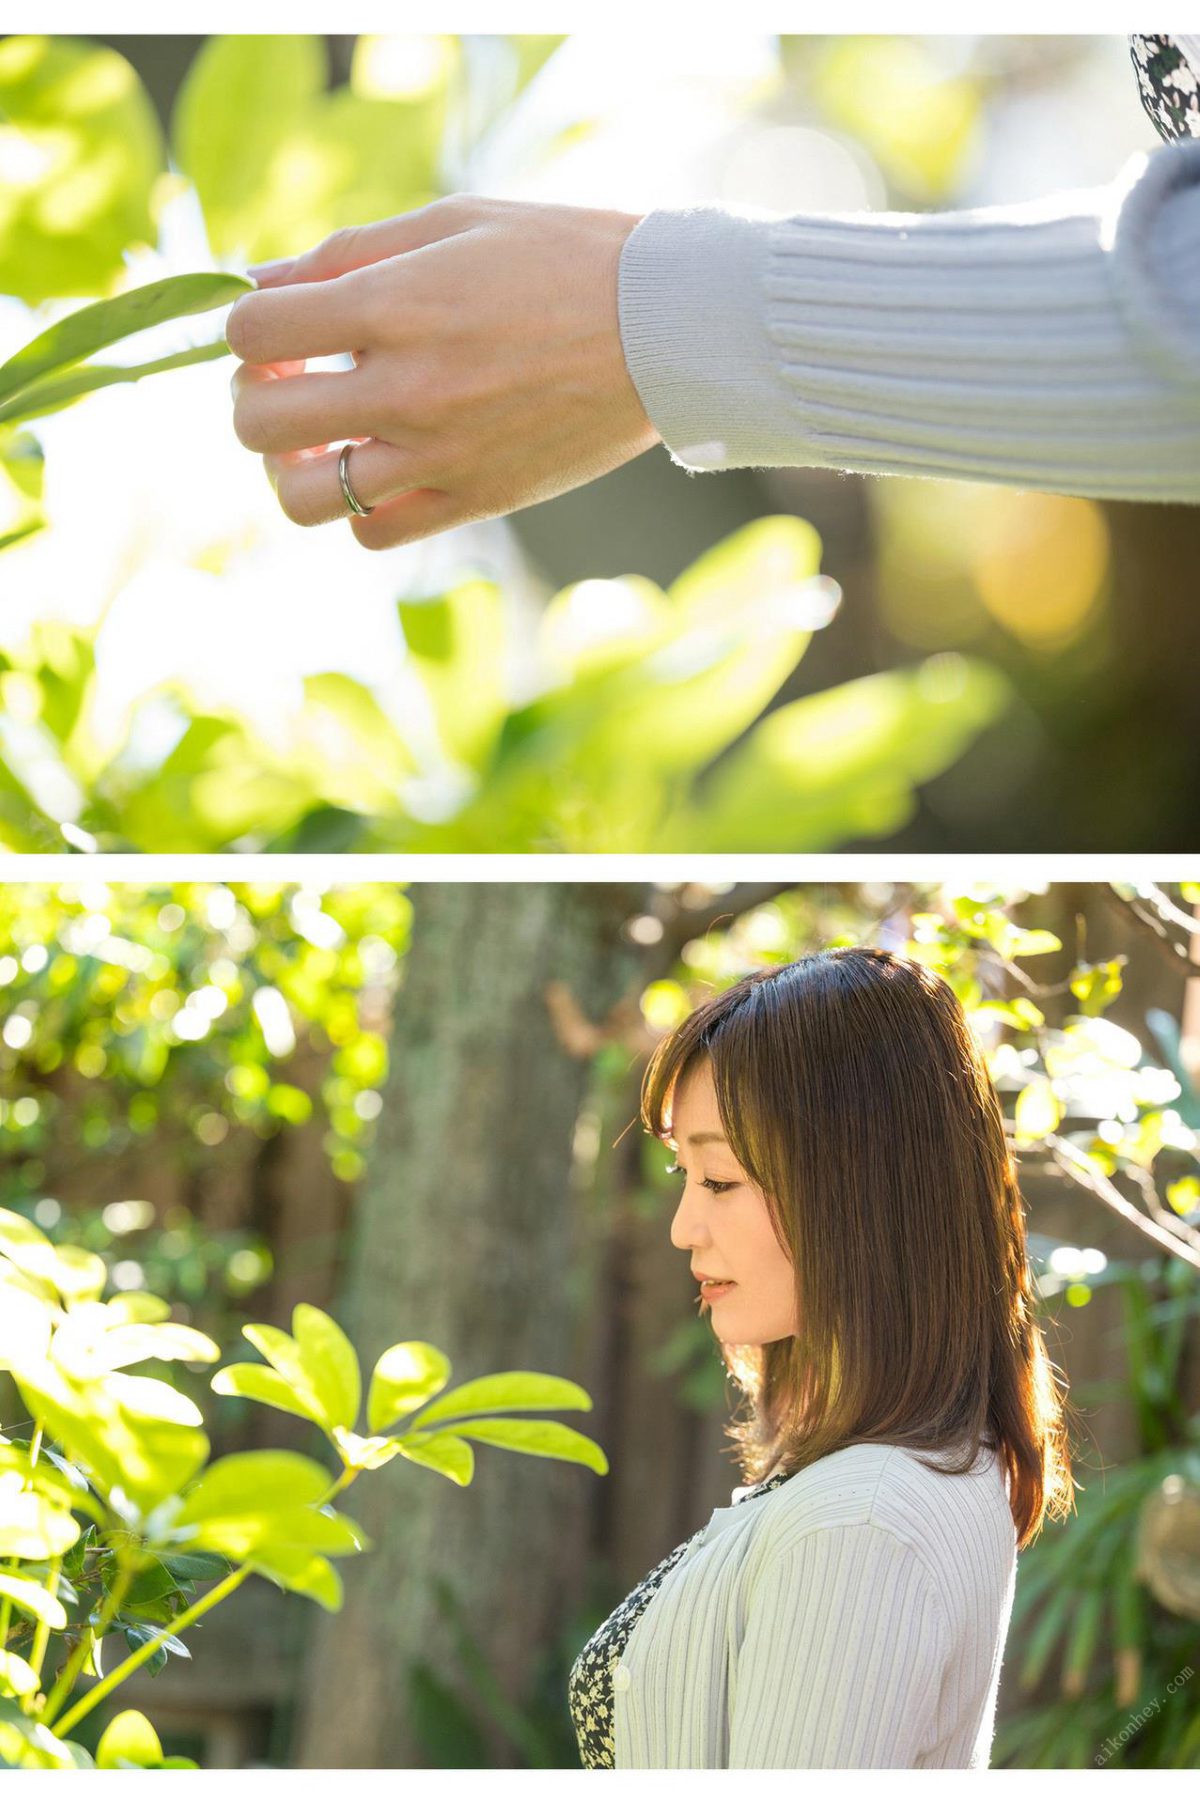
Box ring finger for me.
[263,437,446,527]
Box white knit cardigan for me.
[617,137,1200,503]
[612,1439,1018,1768]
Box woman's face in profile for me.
[667,1059,799,1346]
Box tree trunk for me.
[292,881,643,1768]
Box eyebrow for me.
[685,1131,728,1146]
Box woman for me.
[567,947,1075,1768]
[226,35,1200,543]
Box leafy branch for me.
[0,1211,606,1769]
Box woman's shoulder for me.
[756,1437,1013,1563]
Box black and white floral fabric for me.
[1130,35,1200,142]
[568,1468,790,1769]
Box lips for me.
[694,1272,736,1297]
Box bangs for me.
[639,1008,711,1144]
[639,977,765,1163]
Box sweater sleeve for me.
[616,137,1200,504]
[727,1522,950,1768]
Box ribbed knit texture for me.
[612,1441,1018,1768]
[617,137,1200,503]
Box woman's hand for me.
[225,194,660,548]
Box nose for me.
[669,1178,710,1253]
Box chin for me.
[710,1301,792,1345]
[710,1303,761,1340]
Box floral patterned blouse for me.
[1130,35,1200,142]
[568,1468,791,1768]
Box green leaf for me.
[121,1558,184,1612]
[538,576,675,704]
[1069,958,1125,1016]
[241,1322,328,1425]
[412,1371,592,1430]
[211,1361,322,1424]
[187,1503,364,1562]
[118,1622,190,1663]
[249,1546,343,1612]
[393,1432,474,1487]
[0,1486,81,1560]
[0,1441,100,1523]
[0,1571,67,1630]
[0,1206,106,1301]
[669,515,823,623]
[0,1698,91,1768]
[658,657,1008,851]
[92,1323,220,1371]
[0,1650,39,1699]
[120,1630,166,1677]
[0,1277,55,1374]
[426,1417,608,1474]
[1014,1077,1062,1143]
[96,1710,163,1770]
[1019,1586,1077,1692]
[1060,1586,1105,1694]
[299,675,416,811]
[0,274,252,409]
[330,1428,405,1471]
[368,1342,451,1433]
[103,1292,172,1327]
[177,1451,332,1525]
[507,35,567,94]
[159,1552,231,1583]
[1001,926,1062,959]
[292,1304,361,1433]
[1167,1175,1200,1218]
[974,996,1045,1031]
[400,581,508,771]
[0,340,232,429]
[0,37,163,305]
[530,518,830,790]
[15,1363,208,1514]
[103,1374,205,1424]
[172,36,327,260]
[0,426,43,548]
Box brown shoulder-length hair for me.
[640,946,1076,1552]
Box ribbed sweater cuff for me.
[618,206,802,471]
[616,139,1200,501]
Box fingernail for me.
[247,257,295,284]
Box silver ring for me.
[338,442,373,517]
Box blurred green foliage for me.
[173,35,446,263]
[795,35,983,201]
[0,429,42,551]
[0,37,163,303]
[992,1254,1200,1768]
[0,882,411,1197]
[0,522,1007,852]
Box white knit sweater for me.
[617,137,1200,503]
[612,1439,1018,1768]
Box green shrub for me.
[0,1205,605,1768]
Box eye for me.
[665,1162,736,1195]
